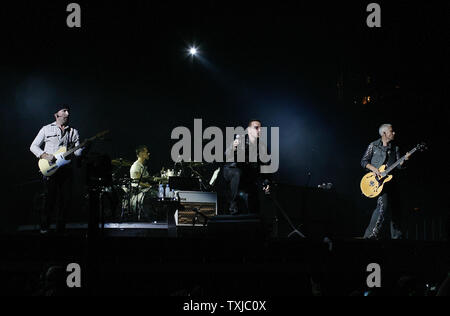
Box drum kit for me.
[105,158,187,222]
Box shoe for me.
[365,235,379,240]
[40,229,49,235]
[229,208,239,216]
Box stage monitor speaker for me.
[175,191,217,226]
[207,214,265,239]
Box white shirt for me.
[130,160,150,187]
[30,122,82,158]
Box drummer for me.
[130,145,152,189]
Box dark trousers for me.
[42,168,73,233]
[364,189,403,239]
[223,166,260,214]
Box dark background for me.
[0,1,448,237]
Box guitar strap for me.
[385,147,397,169]
[67,127,75,150]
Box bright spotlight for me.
[189,47,198,56]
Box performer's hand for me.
[41,153,55,162]
[373,169,382,179]
[405,152,411,160]
[233,139,240,151]
[263,184,270,195]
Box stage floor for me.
[1,224,448,296]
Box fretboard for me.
[62,140,87,158]
[383,147,418,176]
[60,130,109,159]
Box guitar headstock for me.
[85,130,110,143]
[96,130,110,139]
[416,142,428,152]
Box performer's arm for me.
[361,143,382,178]
[131,170,141,180]
[72,129,83,157]
[224,139,239,162]
[130,168,151,188]
[397,146,410,169]
[30,127,52,160]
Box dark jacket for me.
[361,138,402,170]
[224,136,271,182]
[224,135,266,169]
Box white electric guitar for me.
[38,130,109,177]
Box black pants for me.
[364,188,403,239]
[41,167,73,233]
[223,166,260,214]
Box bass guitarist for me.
[30,106,83,234]
[361,124,410,240]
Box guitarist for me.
[360,124,410,240]
[30,106,83,234]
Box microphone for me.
[235,131,247,139]
[235,134,245,150]
[235,132,247,143]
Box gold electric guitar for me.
[38,130,109,177]
[360,143,427,198]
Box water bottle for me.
[158,184,164,200]
[165,184,171,199]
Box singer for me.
[223,119,271,215]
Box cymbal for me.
[111,158,132,167]
[129,176,168,184]
[178,161,203,167]
[130,177,154,182]
[151,177,168,183]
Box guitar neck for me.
[62,134,99,158]
[384,147,417,175]
[62,141,87,158]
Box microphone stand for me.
[267,183,306,239]
[136,164,147,189]
[135,163,148,220]
[191,207,210,227]
[188,165,211,191]
[299,171,312,235]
